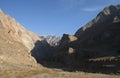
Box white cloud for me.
[60,0,87,10]
[82,6,104,12]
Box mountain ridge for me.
[0,9,43,51]
[0,9,43,69]
[39,5,120,74]
[75,5,120,37]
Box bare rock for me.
[0,9,44,68]
[0,9,43,51]
[60,34,78,48]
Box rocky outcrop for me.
[60,34,78,48]
[0,9,44,68]
[0,9,43,51]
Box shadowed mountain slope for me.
[75,5,120,51]
[39,5,120,74]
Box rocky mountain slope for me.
[0,9,45,69]
[0,10,43,51]
[75,5,120,51]
[73,5,120,58]
[0,9,61,68]
[42,5,120,74]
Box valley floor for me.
[0,67,119,78]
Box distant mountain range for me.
[40,35,61,46]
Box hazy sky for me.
[0,0,120,36]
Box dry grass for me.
[0,67,119,78]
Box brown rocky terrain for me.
[0,9,43,51]
[0,5,120,78]
[0,9,41,68]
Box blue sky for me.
[0,0,120,36]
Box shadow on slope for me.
[67,50,120,74]
[31,40,120,74]
[31,40,59,65]
[31,40,52,63]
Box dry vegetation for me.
[0,67,119,78]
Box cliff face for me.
[0,10,43,51]
[0,9,44,68]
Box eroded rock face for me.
[0,9,43,68]
[0,9,43,51]
[60,34,78,48]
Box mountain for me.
[44,5,120,74]
[0,9,45,69]
[45,35,61,46]
[75,5,120,52]
[0,9,44,51]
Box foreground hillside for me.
[0,10,40,69]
